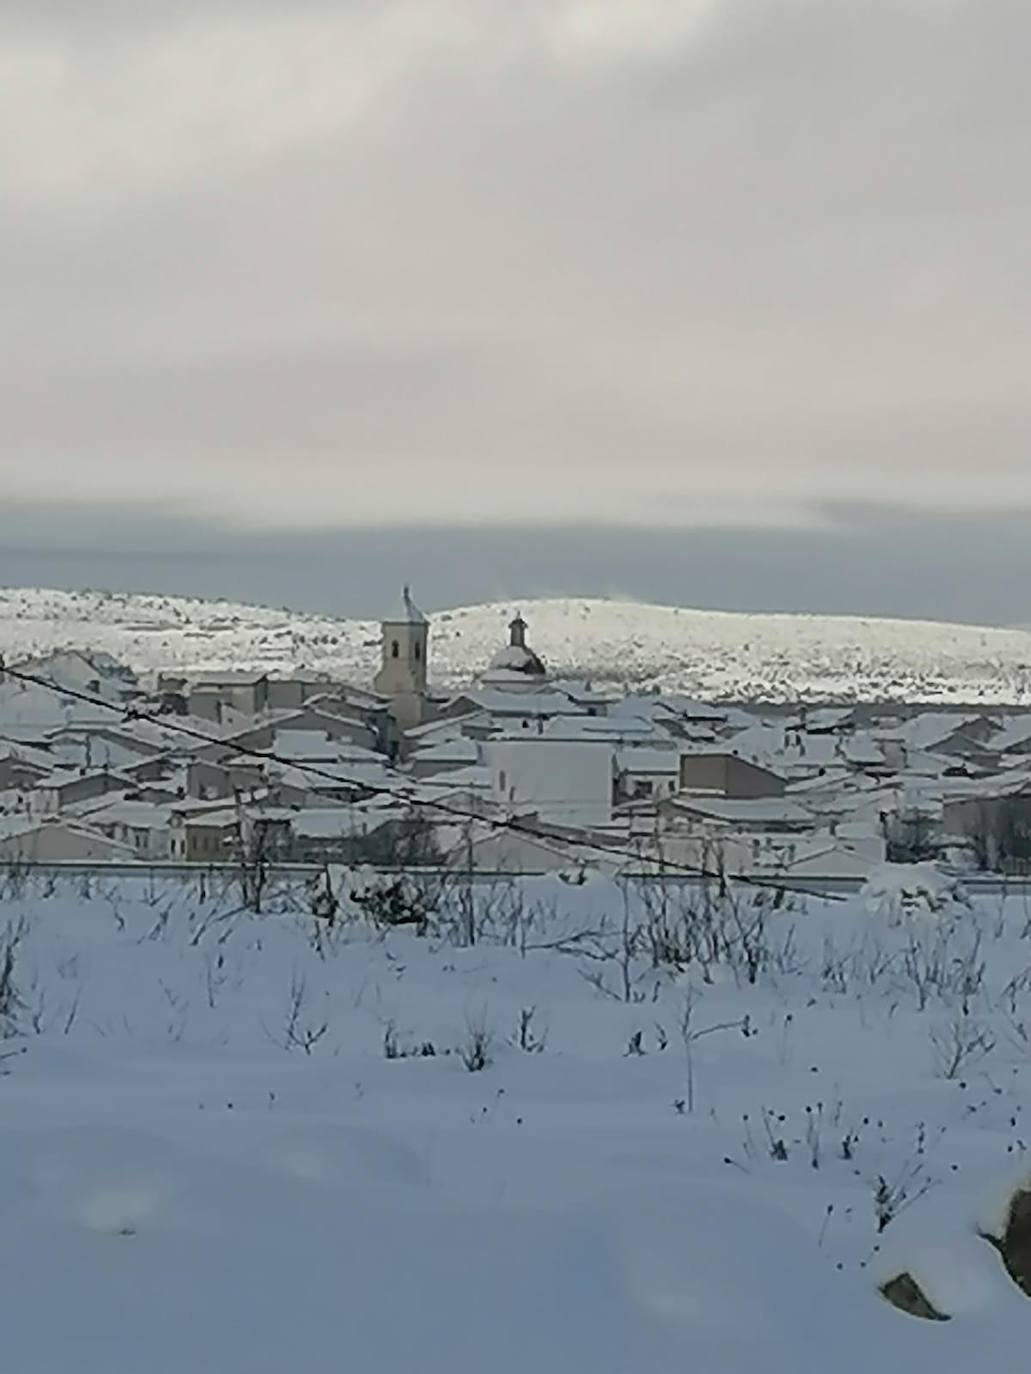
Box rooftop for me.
[382,586,428,627]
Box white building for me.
[488,738,613,828]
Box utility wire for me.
[0,657,842,900]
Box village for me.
[0,587,1026,884]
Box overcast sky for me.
[2,1,1029,617]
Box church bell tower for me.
[374,586,429,728]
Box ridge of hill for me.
[2,587,1031,703]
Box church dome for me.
[487,643,547,675]
[484,614,547,680]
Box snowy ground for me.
[1,866,1030,1370]
[5,585,1031,701]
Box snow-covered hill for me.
[3,586,1031,703]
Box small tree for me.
[233,804,276,914]
[0,916,27,1037]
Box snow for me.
[862,863,971,917]
[0,870,1030,1368]
[4,587,1031,701]
[486,644,545,673]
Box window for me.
[391,640,400,659]
[414,642,421,661]
[499,770,507,793]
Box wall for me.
[187,760,263,801]
[679,754,786,799]
[0,825,131,863]
[185,825,234,863]
[114,824,171,861]
[373,621,428,698]
[943,794,1031,871]
[488,740,613,828]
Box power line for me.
[0,657,841,899]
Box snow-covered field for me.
[3,586,1031,702]
[1,866,1030,1370]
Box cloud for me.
[3,499,1030,627]
[1,0,1029,527]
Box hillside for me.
[2,587,1031,703]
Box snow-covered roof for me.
[408,737,481,764]
[774,842,882,879]
[448,687,587,717]
[985,714,1031,755]
[485,645,547,677]
[801,707,856,732]
[265,730,381,764]
[415,763,491,791]
[616,747,681,776]
[879,712,994,752]
[0,738,54,770]
[83,800,173,830]
[785,767,855,796]
[941,764,1031,802]
[708,722,787,767]
[39,767,132,791]
[550,679,614,706]
[175,808,241,829]
[191,671,269,687]
[268,760,397,794]
[667,796,815,827]
[405,713,484,743]
[495,714,661,745]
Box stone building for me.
[373,587,430,731]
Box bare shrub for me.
[930,1010,996,1080]
[382,1019,439,1061]
[872,1149,938,1232]
[233,808,277,914]
[0,916,27,1036]
[459,1010,493,1073]
[350,871,437,936]
[382,1020,401,1060]
[513,1006,546,1053]
[279,971,329,1055]
[0,856,30,901]
[308,866,340,925]
[679,983,750,1114]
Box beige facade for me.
[169,814,238,863]
[187,758,264,801]
[0,821,135,864]
[188,673,270,720]
[373,588,430,732]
